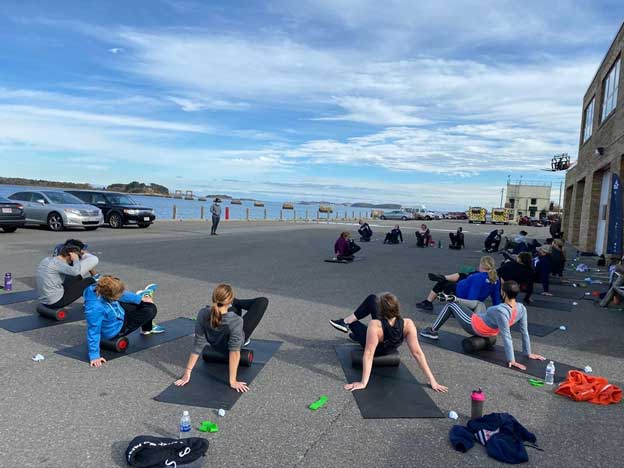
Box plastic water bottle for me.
[179,410,191,438]
[545,361,555,385]
[4,273,12,292]
[470,388,485,419]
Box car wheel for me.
[84,227,98,231]
[2,226,17,233]
[380,216,386,220]
[468,220,473,224]
[47,212,64,231]
[425,216,431,220]
[108,213,123,229]
[138,223,150,228]
[401,216,407,221]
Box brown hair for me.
[340,231,351,239]
[480,255,498,283]
[377,293,401,320]
[517,252,533,268]
[95,276,125,301]
[210,283,235,329]
[59,245,80,258]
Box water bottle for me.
[545,361,555,385]
[179,410,191,438]
[470,388,485,419]
[4,273,12,292]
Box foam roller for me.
[36,303,67,321]
[202,347,253,367]
[462,335,497,353]
[350,349,400,368]
[101,336,129,353]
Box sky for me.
[0,1,623,209]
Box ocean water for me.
[0,185,374,221]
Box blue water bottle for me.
[4,273,12,292]
[179,410,191,438]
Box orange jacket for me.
[555,370,621,405]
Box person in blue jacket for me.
[416,256,501,311]
[532,245,553,296]
[84,275,164,368]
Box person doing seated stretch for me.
[358,220,373,242]
[84,276,163,368]
[334,231,361,261]
[449,227,465,250]
[420,281,545,371]
[416,256,501,311]
[384,225,403,244]
[175,284,268,393]
[498,252,535,303]
[416,224,432,247]
[484,229,503,252]
[329,293,447,392]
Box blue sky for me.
[0,1,623,209]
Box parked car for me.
[8,190,103,231]
[379,210,411,221]
[0,196,26,232]
[446,211,468,220]
[65,190,156,228]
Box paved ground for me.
[0,220,622,468]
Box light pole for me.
[500,187,505,208]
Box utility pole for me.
[558,179,563,217]
[500,187,505,208]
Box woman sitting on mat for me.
[329,293,447,392]
[550,239,566,278]
[499,252,535,303]
[416,256,501,311]
[334,231,361,262]
[415,224,432,247]
[449,227,465,250]
[174,284,268,393]
[420,281,545,371]
[384,225,403,244]
[84,276,163,368]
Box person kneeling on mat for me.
[484,229,503,252]
[384,225,403,244]
[448,227,465,250]
[420,281,545,371]
[358,220,373,242]
[85,276,163,368]
[329,293,447,392]
[415,224,432,247]
[334,231,361,262]
[174,284,268,393]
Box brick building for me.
[564,22,624,254]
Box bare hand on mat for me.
[429,381,449,393]
[174,372,191,387]
[508,360,526,370]
[344,381,366,392]
[231,381,249,393]
[529,353,545,361]
[90,357,106,368]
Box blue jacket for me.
[534,255,551,292]
[456,272,502,305]
[84,284,142,360]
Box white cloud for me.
[108,47,124,54]
[167,96,249,112]
[313,96,429,126]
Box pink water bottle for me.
[471,388,485,419]
[4,272,12,292]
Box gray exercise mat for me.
[0,307,84,333]
[526,299,573,312]
[511,322,559,337]
[56,317,195,362]
[154,339,282,409]
[335,345,444,419]
[0,289,38,306]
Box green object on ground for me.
[309,395,329,411]
[458,265,473,275]
[528,378,545,387]
[198,421,219,433]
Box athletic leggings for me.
[118,301,158,336]
[231,297,268,339]
[211,215,220,234]
[431,302,476,334]
[432,273,468,294]
[46,276,96,309]
[348,294,379,348]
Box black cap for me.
[65,239,88,250]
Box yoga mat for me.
[511,322,559,338]
[0,289,38,306]
[56,317,195,362]
[421,331,579,382]
[335,345,444,419]
[154,339,281,409]
[527,299,573,312]
[324,256,366,264]
[0,308,84,333]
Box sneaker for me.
[428,273,446,283]
[415,300,433,311]
[244,338,251,347]
[437,293,456,303]
[92,273,101,281]
[141,323,165,335]
[137,283,158,297]
[419,327,439,340]
[329,318,349,333]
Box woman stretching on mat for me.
[174,284,268,393]
[334,231,361,262]
[416,256,501,311]
[419,281,545,370]
[329,293,448,393]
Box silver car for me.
[379,210,412,220]
[8,190,104,231]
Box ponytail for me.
[378,292,401,320]
[480,255,498,284]
[209,283,234,329]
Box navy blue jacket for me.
[534,255,552,293]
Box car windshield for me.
[42,191,84,204]
[106,194,137,205]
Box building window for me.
[509,198,515,208]
[530,198,537,205]
[583,98,594,142]
[601,58,620,122]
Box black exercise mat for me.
[511,322,559,338]
[154,339,281,409]
[0,308,84,333]
[0,289,38,306]
[421,330,579,382]
[56,317,195,362]
[526,299,572,312]
[335,345,443,419]
[324,256,366,263]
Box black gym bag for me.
[126,435,208,467]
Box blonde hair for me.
[95,276,125,302]
[377,293,401,320]
[210,283,234,329]
[480,256,498,283]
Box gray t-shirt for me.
[210,203,221,217]
[36,256,81,305]
[192,306,244,355]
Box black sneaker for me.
[244,338,251,347]
[415,300,433,311]
[419,327,439,340]
[428,273,446,283]
[329,318,349,333]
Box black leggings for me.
[349,294,379,348]
[118,301,158,336]
[231,297,268,340]
[432,273,468,295]
[338,242,361,261]
[211,215,220,234]
[46,276,96,309]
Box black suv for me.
[65,190,156,228]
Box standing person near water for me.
[210,198,222,235]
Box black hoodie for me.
[126,436,208,467]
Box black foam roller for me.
[462,335,497,353]
[350,349,400,368]
[36,303,67,321]
[101,336,129,352]
[202,347,254,367]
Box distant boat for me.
[173,189,183,199]
[254,201,265,207]
[184,190,194,200]
[282,202,294,210]
[319,205,333,213]
[198,197,207,202]
[231,199,242,205]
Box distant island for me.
[351,202,402,209]
[107,181,169,196]
[0,177,92,189]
